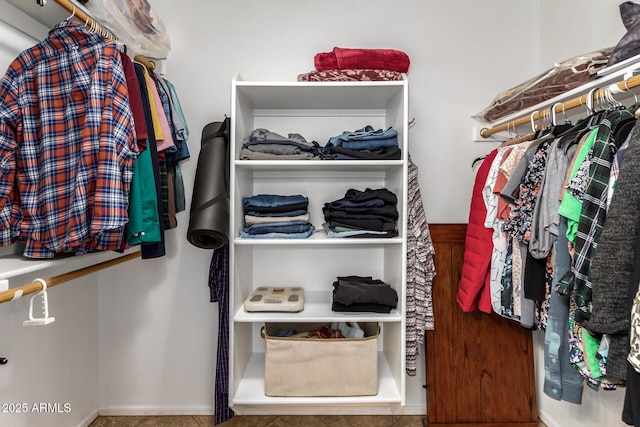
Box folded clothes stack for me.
[298,46,410,82]
[240,128,324,160]
[322,188,398,238]
[332,275,398,314]
[322,125,400,160]
[241,194,315,239]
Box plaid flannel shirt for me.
[572,109,634,322]
[0,21,137,258]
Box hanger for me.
[586,87,597,115]
[585,87,610,127]
[555,89,602,149]
[559,102,571,124]
[551,103,562,127]
[530,110,549,139]
[543,103,573,137]
[506,120,517,138]
[530,111,539,134]
[471,154,487,168]
[66,5,76,21]
[22,279,55,326]
[494,118,537,150]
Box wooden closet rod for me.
[53,0,155,70]
[0,251,141,304]
[133,55,156,70]
[479,73,640,138]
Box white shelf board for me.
[233,77,406,112]
[234,159,404,172]
[0,247,141,284]
[234,291,402,323]
[232,351,402,406]
[233,233,403,246]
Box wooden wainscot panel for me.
[425,224,537,427]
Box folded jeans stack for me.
[240,128,323,160]
[322,188,398,238]
[241,194,315,239]
[332,275,398,314]
[322,125,401,160]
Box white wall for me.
[540,0,624,69]
[0,279,99,427]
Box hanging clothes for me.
[139,65,176,232]
[560,109,635,325]
[208,244,234,425]
[405,156,436,376]
[155,76,189,213]
[463,105,640,406]
[543,216,585,403]
[624,279,640,426]
[585,115,640,382]
[484,146,512,317]
[133,62,166,259]
[0,21,137,258]
[457,149,497,313]
[121,54,161,248]
[0,17,190,260]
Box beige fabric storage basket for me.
[262,322,379,397]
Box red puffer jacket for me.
[457,149,498,314]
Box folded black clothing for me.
[329,146,402,160]
[336,275,378,282]
[332,275,398,307]
[328,218,397,232]
[343,188,397,205]
[323,206,399,221]
[332,301,393,314]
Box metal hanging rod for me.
[479,73,640,139]
[52,0,155,70]
[0,251,141,304]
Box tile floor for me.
[89,415,548,426]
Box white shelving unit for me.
[229,74,409,415]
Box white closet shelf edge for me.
[0,247,141,284]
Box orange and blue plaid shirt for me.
[0,21,138,258]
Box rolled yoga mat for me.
[187,118,230,249]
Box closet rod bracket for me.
[472,126,504,143]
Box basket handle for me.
[260,326,266,339]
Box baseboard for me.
[98,405,214,416]
[97,404,423,417]
[394,404,426,416]
[77,408,100,427]
[537,409,558,427]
